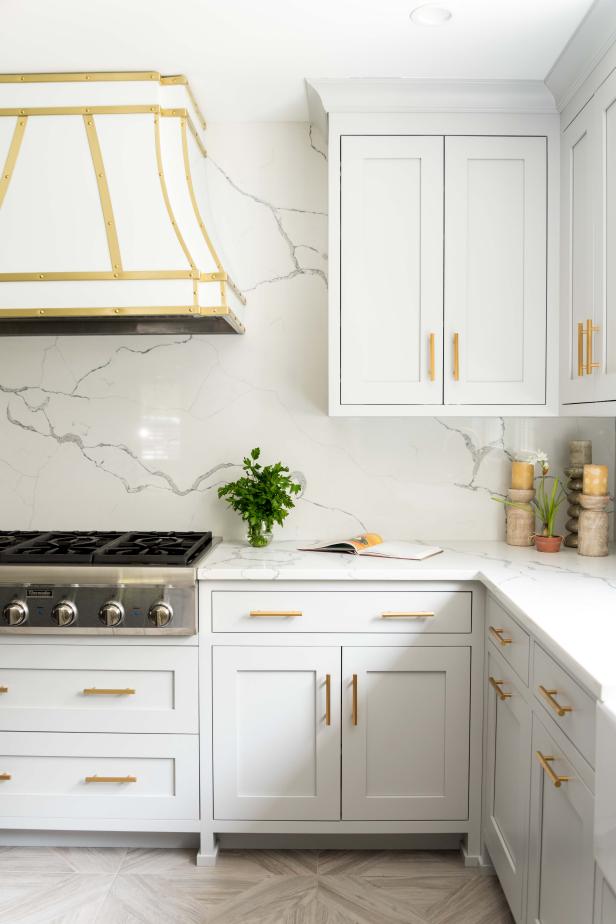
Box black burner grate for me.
[93,531,213,566]
[0,532,41,554]
[0,531,124,564]
[0,531,212,566]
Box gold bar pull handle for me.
[578,321,586,377]
[351,674,358,726]
[538,685,572,717]
[249,610,302,618]
[381,611,435,619]
[85,775,137,784]
[0,773,11,781]
[83,688,136,696]
[535,751,571,788]
[325,674,331,726]
[428,333,436,382]
[453,332,460,381]
[489,676,512,701]
[0,686,7,694]
[489,626,513,646]
[586,318,600,374]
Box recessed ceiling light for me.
[409,4,453,26]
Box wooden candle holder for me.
[577,493,610,557]
[505,488,535,547]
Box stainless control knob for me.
[51,600,77,627]
[98,600,124,628]
[2,599,28,627]
[148,601,173,628]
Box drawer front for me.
[486,596,530,684]
[533,645,596,767]
[0,732,198,820]
[0,646,198,734]
[212,590,472,634]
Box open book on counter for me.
[299,534,443,561]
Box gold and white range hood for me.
[0,71,245,335]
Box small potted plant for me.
[493,452,567,552]
[217,447,301,548]
[532,455,567,552]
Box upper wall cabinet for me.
[561,68,616,413]
[310,80,559,416]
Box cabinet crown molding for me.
[546,0,616,115]
[306,78,556,135]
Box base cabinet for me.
[342,646,470,821]
[483,649,532,924]
[212,644,471,824]
[527,717,595,924]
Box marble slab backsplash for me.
[0,122,613,540]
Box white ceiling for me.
[0,0,595,121]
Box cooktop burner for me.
[0,530,213,566]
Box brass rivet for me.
[39,309,44,315]
[114,308,120,314]
[113,273,119,279]
[38,274,44,279]
[20,76,24,82]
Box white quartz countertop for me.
[198,540,616,700]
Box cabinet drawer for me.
[212,590,472,634]
[486,596,530,684]
[0,646,198,734]
[0,732,199,820]
[533,645,596,768]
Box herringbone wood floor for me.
[0,847,515,923]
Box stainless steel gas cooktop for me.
[0,531,217,635]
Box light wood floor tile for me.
[316,876,428,924]
[98,872,257,923]
[317,850,469,878]
[362,874,477,918]
[206,875,317,924]
[0,874,113,924]
[426,873,514,924]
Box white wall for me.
[0,122,612,541]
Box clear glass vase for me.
[246,524,273,548]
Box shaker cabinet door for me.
[342,646,470,820]
[212,646,341,821]
[560,103,599,405]
[483,649,532,924]
[527,717,594,924]
[340,135,444,406]
[444,136,547,405]
[592,68,616,404]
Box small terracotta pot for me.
[533,534,562,553]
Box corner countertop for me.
[198,540,616,700]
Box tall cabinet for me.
[560,67,616,412]
[311,80,559,416]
